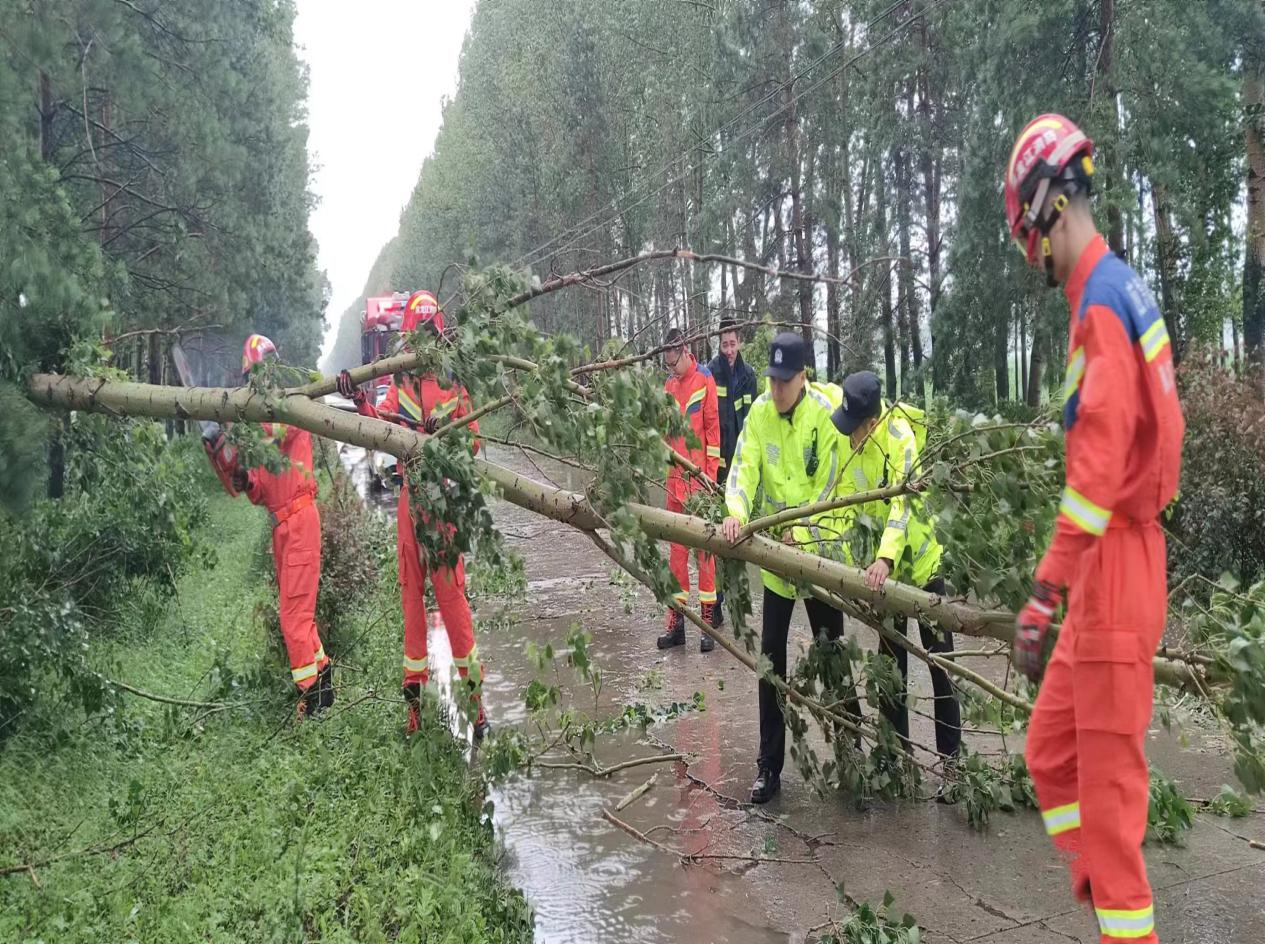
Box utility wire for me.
[511,0,910,270]
[514,0,954,277]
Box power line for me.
[515,0,954,276]
[511,0,910,270]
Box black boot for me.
[403,682,422,736]
[750,766,780,804]
[657,610,685,649]
[713,593,725,629]
[699,604,716,652]
[316,663,335,710]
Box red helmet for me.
[1005,114,1095,270]
[401,290,445,335]
[241,333,278,375]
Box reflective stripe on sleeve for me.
[716,386,728,398]
[292,661,319,684]
[706,445,721,458]
[1059,486,1112,536]
[1139,320,1170,363]
[1063,347,1086,400]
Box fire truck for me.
[360,292,409,490]
[360,292,409,406]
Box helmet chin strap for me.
[1026,177,1074,288]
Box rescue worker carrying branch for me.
[338,290,490,741]
[203,334,333,720]
[1007,113,1184,944]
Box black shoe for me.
[316,663,335,710]
[657,611,686,649]
[750,767,780,804]
[699,604,716,652]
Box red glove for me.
[336,369,366,404]
[1014,579,1062,682]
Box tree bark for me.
[1026,318,1046,409]
[894,142,921,394]
[23,370,1215,696]
[1151,181,1183,363]
[1245,50,1265,386]
[1095,0,1127,258]
[1020,311,1029,397]
[994,306,1010,404]
[39,68,65,500]
[877,173,897,398]
[786,88,815,364]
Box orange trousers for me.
[667,493,715,607]
[272,501,328,690]
[1026,521,1166,944]
[397,489,481,689]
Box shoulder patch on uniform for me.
[697,364,712,378]
[1079,254,1157,344]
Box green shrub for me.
[0,419,208,733]
[1170,351,1265,588]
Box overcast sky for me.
[294,0,476,363]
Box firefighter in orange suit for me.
[204,334,332,718]
[337,290,489,740]
[658,327,721,652]
[1006,114,1184,944]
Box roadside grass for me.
[0,487,533,943]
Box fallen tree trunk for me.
[26,372,1211,694]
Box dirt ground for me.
[360,444,1265,944]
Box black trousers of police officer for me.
[758,587,863,777]
[876,575,962,759]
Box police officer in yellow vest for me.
[722,332,863,804]
[831,371,962,782]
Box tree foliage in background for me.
[0,0,327,505]
[323,0,1265,405]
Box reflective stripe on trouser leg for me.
[1025,628,1086,866]
[696,545,716,604]
[398,490,430,684]
[667,494,691,607]
[274,505,323,690]
[1096,904,1155,940]
[1079,727,1156,943]
[452,644,483,686]
[1042,801,1081,836]
[431,551,478,686]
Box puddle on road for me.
[342,446,796,943]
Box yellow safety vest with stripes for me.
[725,381,842,599]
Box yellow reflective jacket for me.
[832,402,942,588]
[724,381,842,599]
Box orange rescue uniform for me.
[357,374,484,690]
[241,423,328,690]
[1026,235,1184,944]
[664,354,720,607]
